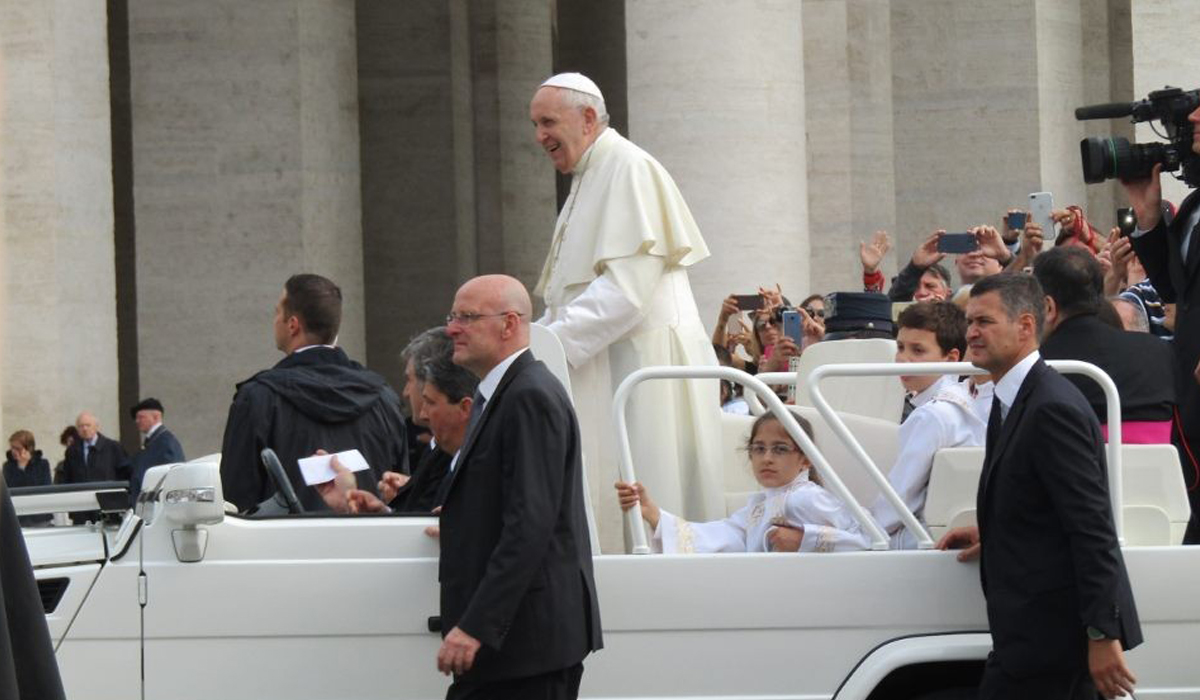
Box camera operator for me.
[1121,100,1200,543]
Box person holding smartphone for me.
[1123,103,1200,543]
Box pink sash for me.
[1101,420,1172,444]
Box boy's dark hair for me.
[282,274,343,345]
[897,301,967,357]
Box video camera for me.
[1076,86,1200,187]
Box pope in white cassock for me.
[530,73,725,553]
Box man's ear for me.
[582,106,598,133]
[945,348,961,363]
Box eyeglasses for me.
[802,306,825,319]
[747,443,800,457]
[445,311,524,326]
[755,318,779,330]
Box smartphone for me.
[781,310,802,345]
[1005,211,1027,230]
[1117,207,1137,237]
[937,232,979,254]
[732,294,765,311]
[1029,191,1057,241]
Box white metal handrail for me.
[612,366,891,554]
[806,360,1124,544]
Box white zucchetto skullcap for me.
[539,72,604,101]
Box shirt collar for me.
[477,347,529,402]
[570,127,611,176]
[993,350,1040,412]
[293,344,336,354]
[143,423,163,440]
[910,374,955,409]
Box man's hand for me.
[425,505,442,539]
[313,452,357,514]
[345,489,389,514]
[860,230,892,274]
[1011,222,1045,270]
[1089,638,1136,699]
[767,520,804,552]
[378,471,410,503]
[1002,209,1027,243]
[911,230,948,269]
[936,525,981,562]
[1121,163,1163,231]
[972,225,1011,265]
[437,626,482,676]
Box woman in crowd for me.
[615,412,868,553]
[4,430,52,526]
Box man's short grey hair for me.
[1110,296,1150,333]
[561,89,610,125]
[400,327,452,380]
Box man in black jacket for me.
[436,274,601,699]
[1124,104,1200,540]
[940,274,1141,699]
[1034,247,1176,431]
[62,411,129,484]
[219,274,407,512]
[128,397,186,502]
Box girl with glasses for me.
[615,412,867,553]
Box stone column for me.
[1130,0,1200,211]
[0,1,120,450]
[126,0,364,456]
[803,0,896,295]
[357,0,554,390]
[626,0,809,329]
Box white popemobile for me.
[17,330,1200,700]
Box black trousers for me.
[979,653,1097,700]
[446,662,584,700]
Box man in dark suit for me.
[1124,108,1200,540]
[1034,247,1176,432]
[62,411,129,484]
[435,274,601,699]
[939,273,1142,699]
[128,397,186,503]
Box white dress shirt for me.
[871,375,986,549]
[449,347,529,473]
[993,350,1041,422]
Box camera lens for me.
[1080,136,1168,183]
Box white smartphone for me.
[1029,191,1057,242]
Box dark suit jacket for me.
[63,434,130,484]
[390,444,449,513]
[977,358,1142,678]
[438,351,602,683]
[129,426,186,502]
[1040,312,1176,423]
[1130,190,1200,516]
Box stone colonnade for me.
[1,0,1197,456]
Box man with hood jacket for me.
[219,274,408,512]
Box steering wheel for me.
[260,448,305,514]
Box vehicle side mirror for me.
[160,461,223,562]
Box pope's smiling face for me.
[529,87,599,174]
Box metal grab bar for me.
[612,366,891,554]
[805,360,1124,544]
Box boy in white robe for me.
[616,413,869,553]
[871,302,986,549]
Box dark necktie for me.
[466,391,487,434]
[986,396,1003,455]
[902,394,916,423]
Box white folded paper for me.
[296,449,371,486]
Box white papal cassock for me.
[535,127,724,554]
[652,471,870,553]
